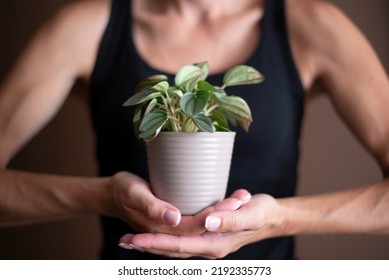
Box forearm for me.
[0,169,113,227]
[278,178,389,235]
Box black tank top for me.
[90,0,304,259]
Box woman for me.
[0,0,388,259]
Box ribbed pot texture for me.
[146,132,236,215]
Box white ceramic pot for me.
[146,132,236,215]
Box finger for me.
[210,189,251,212]
[205,208,257,232]
[213,197,243,211]
[174,190,251,235]
[158,190,252,234]
[125,178,182,227]
[118,236,195,259]
[119,232,220,259]
[137,247,195,259]
[229,189,252,205]
[204,210,238,232]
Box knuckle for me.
[225,217,240,231]
[145,203,158,219]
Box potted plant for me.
[123,62,264,214]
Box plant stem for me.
[160,95,169,110]
[182,116,192,132]
[168,116,182,131]
[205,103,219,115]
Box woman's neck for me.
[136,0,262,24]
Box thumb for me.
[161,206,182,226]
[112,171,182,227]
[140,196,182,227]
[128,182,182,227]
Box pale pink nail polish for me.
[164,209,181,226]
[118,243,142,251]
[233,200,243,210]
[205,216,221,231]
[242,193,252,205]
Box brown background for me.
[0,0,388,259]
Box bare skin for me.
[0,0,388,258]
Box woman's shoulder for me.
[48,0,111,42]
[285,0,360,91]
[286,0,357,56]
[45,0,112,79]
[286,0,344,24]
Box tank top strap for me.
[260,0,304,99]
[91,0,130,88]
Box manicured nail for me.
[205,216,221,231]
[242,193,252,205]
[232,200,243,210]
[118,243,142,251]
[163,209,181,226]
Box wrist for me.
[250,194,296,240]
[265,197,295,238]
[63,176,114,217]
[86,176,116,217]
[276,195,328,236]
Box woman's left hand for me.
[118,194,285,259]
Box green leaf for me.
[135,75,168,92]
[181,75,202,92]
[151,81,169,92]
[180,91,209,117]
[196,80,217,92]
[174,65,203,87]
[133,104,144,123]
[218,108,238,127]
[210,109,229,130]
[142,131,158,142]
[218,95,252,122]
[139,109,168,139]
[217,95,253,132]
[192,114,214,133]
[145,98,158,115]
[123,88,161,106]
[193,61,209,80]
[237,118,251,132]
[214,124,230,132]
[210,88,227,102]
[222,65,264,88]
[167,88,183,98]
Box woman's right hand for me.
[109,171,184,233]
[109,171,250,236]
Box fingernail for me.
[242,193,252,205]
[164,209,181,226]
[118,243,142,251]
[232,200,243,210]
[205,216,221,231]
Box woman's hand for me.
[109,172,251,237]
[109,171,182,232]
[118,193,285,259]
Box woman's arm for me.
[277,0,389,235]
[0,170,112,227]
[0,1,206,233]
[0,1,112,227]
[0,1,108,167]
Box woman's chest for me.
[132,10,263,74]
